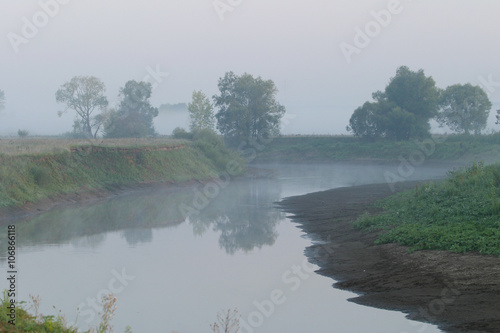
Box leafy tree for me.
[104,80,158,138]
[56,76,109,138]
[188,90,215,132]
[348,66,439,140]
[496,110,500,126]
[347,100,416,141]
[213,72,286,145]
[437,84,492,135]
[0,90,5,110]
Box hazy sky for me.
[1,0,499,136]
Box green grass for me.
[0,291,128,333]
[354,162,500,256]
[0,138,244,209]
[254,134,500,163]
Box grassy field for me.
[254,134,500,163]
[0,137,187,156]
[355,162,500,256]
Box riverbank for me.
[254,134,500,163]
[278,181,500,333]
[0,138,244,221]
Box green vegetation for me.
[254,134,500,163]
[56,76,109,139]
[104,81,159,138]
[0,137,243,209]
[354,162,500,256]
[188,90,216,132]
[0,291,128,333]
[214,72,286,146]
[347,66,492,140]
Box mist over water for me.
[0,162,451,332]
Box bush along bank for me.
[0,141,244,210]
[355,162,500,256]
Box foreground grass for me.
[0,291,125,333]
[355,162,500,256]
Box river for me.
[0,162,453,332]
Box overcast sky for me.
[1,0,499,136]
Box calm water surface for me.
[0,163,451,332]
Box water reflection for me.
[0,176,283,261]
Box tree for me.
[380,66,439,138]
[496,110,500,126]
[0,90,5,110]
[347,100,416,141]
[104,80,158,138]
[437,84,492,135]
[188,90,215,132]
[56,76,109,138]
[348,66,439,140]
[213,72,286,145]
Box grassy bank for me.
[355,162,500,256]
[0,137,243,209]
[254,134,500,163]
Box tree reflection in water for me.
[0,176,283,261]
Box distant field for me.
[0,137,186,156]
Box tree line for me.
[52,72,286,145]
[347,66,497,140]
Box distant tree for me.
[0,90,5,110]
[213,72,286,145]
[188,90,215,132]
[17,129,29,137]
[496,110,500,126]
[159,103,187,113]
[104,81,158,138]
[56,76,109,138]
[172,127,193,140]
[436,84,492,135]
[348,66,439,140]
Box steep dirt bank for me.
[278,182,500,333]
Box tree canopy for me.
[437,83,492,135]
[213,72,286,145]
[188,90,215,132]
[104,80,158,138]
[348,66,439,140]
[55,76,109,138]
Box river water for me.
[0,163,452,332]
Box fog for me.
[1,0,499,136]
